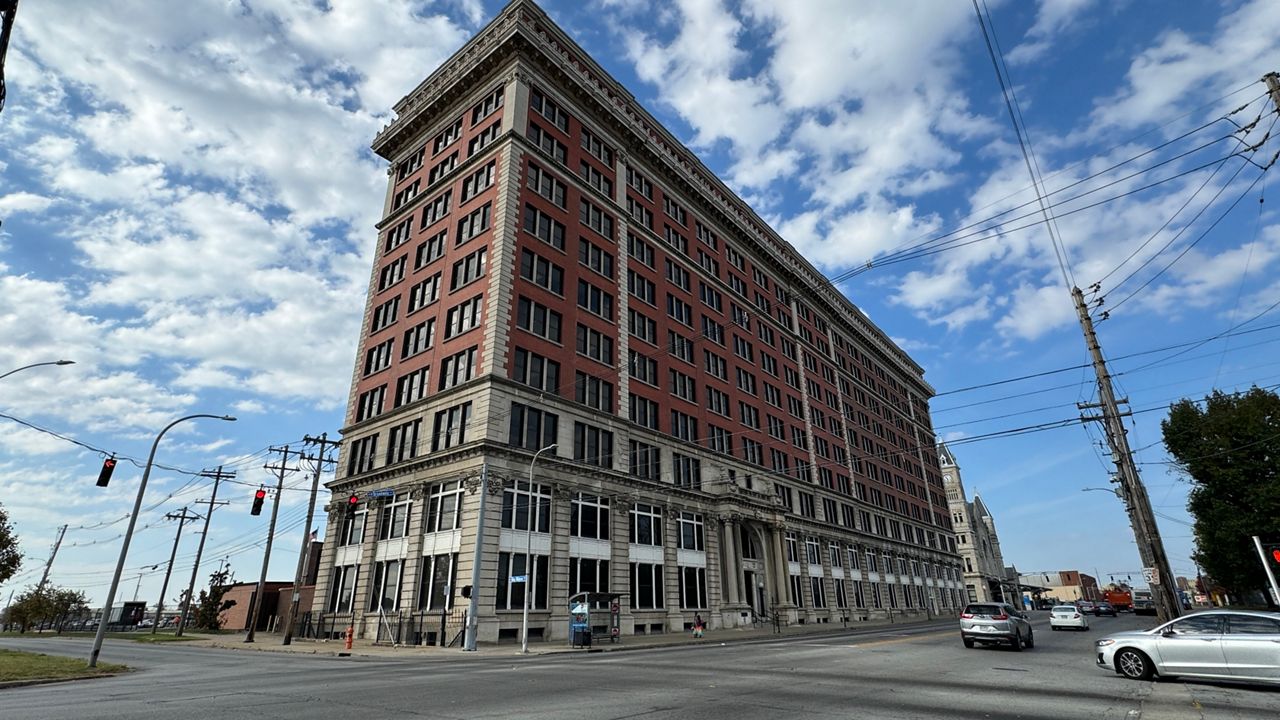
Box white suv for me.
[960,602,1034,651]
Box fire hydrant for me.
[344,625,354,651]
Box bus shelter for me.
[567,592,623,648]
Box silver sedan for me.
[1095,609,1280,685]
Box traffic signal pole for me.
[281,433,338,646]
[152,507,201,633]
[246,445,297,643]
[175,466,233,637]
[1251,536,1280,606]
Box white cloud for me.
[1007,0,1100,65]
[0,192,55,214]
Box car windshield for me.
[965,604,1004,615]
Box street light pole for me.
[520,443,556,655]
[88,413,235,668]
[0,359,74,381]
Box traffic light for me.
[345,494,360,519]
[251,488,266,516]
[461,585,473,599]
[1266,543,1280,568]
[96,456,117,487]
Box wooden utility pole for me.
[36,524,67,593]
[281,433,339,645]
[1072,287,1181,621]
[152,507,201,633]
[246,446,298,642]
[175,466,234,637]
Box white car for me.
[1096,609,1280,685]
[1050,605,1089,631]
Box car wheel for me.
[1116,649,1154,681]
[1051,626,1059,631]
[1025,630,1034,649]
[963,638,975,648]
[1010,632,1023,652]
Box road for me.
[3,614,1278,719]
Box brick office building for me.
[311,0,963,644]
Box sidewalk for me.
[184,615,956,659]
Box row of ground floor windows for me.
[328,553,956,614]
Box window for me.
[677,512,704,550]
[356,385,386,423]
[424,481,464,533]
[520,249,564,294]
[670,410,698,442]
[407,273,441,312]
[629,440,661,480]
[444,295,483,339]
[630,563,665,610]
[629,394,659,430]
[736,368,757,395]
[430,401,471,451]
[378,493,413,540]
[695,221,717,249]
[417,553,457,611]
[699,283,722,312]
[364,340,394,376]
[371,297,399,332]
[575,324,614,364]
[703,350,726,381]
[629,309,657,346]
[810,577,827,609]
[378,256,406,291]
[523,204,565,250]
[368,559,402,612]
[1227,615,1280,634]
[420,190,451,229]
[437,346,477,390]
[527,162,566,207]
[628,270,655,305]
[665,259,691,291]
[391,180,419,211]
[578,238,614,278]
[428,151,458,185]
[527,123,567,164]
[338,503,365,546]
[626,197,653,230]
[741,438,762,465]
[791,574,804,607]
[669,331,694,364]
[701,316,724,345]
[576,279,614,320]
[669,369,697,404]
[570,493,610,540]
[697,249,719,276]
[415,230,446,269]
[626,167,653,199]
[385,217,413,254]
[508,403,558,450]
[799,492,816,519]
[707,424,731,454]
[579,198,614,239]
[467,122,500,156]
[471,86,504,124]
[502,480,552,532]
[530,88,569,131]
[396,147,425,182]
[579,160,613,196]
[667,294,692,325]
[512,348,560,392]
[456,202,492,244]
[327,564,358,612]
[580,127,613,165]
[432,119,463,154]
[679,566,707,609]
[395,366,429,408]
[628,233,654,267]
[662,224,688,254]
[726,244,745,271]
[663,196,687,226]
[572,422,613,466]
[738,401,760,429]
[733,335,754,362]
[629,351,657,386]
[574,371,614,412]
[461,161,496,201]
[672,453,701,489]
[450,248,487,290]
[630,503,663,546]
[571,558,610,606]
[516,296,563,342]
[496,552,548,610]
[385,420,421,464]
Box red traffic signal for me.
[345,494,360,518]
[96,456,118,487]
[1271,548,1280,564]
[251,488,267,516]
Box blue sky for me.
[1,0,1278,606]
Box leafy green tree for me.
[1162,386,1280,604]
[6,585,86,632]
[193,567,236,631]
[0,501,20,585]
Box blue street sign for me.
[366,488,395,498]
[510,575,527,583]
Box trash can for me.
[573,628,592,647]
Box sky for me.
[1,0,1278,608]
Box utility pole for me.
[1072,287,1181,622]
[152,507,201,633]
[36,524,67,593]
[281,433,339,646]
[175,466,234,637]
[246,445,298,643]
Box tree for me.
[6,585,88,632]
[193,567,236,631]
[0,501,20,585]
[1162,386,1280,604]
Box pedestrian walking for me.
[693,613,705,639]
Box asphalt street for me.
[3,614,1279,719]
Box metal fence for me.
[373,608,469,647]
[290,611,354,641]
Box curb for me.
[0,672,126,690]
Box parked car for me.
[960,602,1035,651]
[1050,605,1090,631]
[1094,602,1118,617]
[1096,609,1280,685]
[137,618,155,628]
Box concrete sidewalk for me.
[185,615,957,659]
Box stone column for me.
[547,486,573,641]
[720,517,741,606]
[610,495,635,637]
[663,506,684,633]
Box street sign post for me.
[510,575,527,583]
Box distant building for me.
[1018,571,1100,603]
[939,443,1014,603]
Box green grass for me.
[0,648,127,683]
[1,630,201,642]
